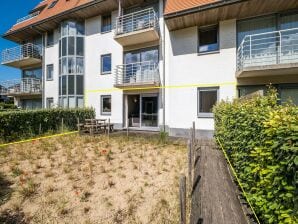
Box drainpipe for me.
[162,0,166,133]
[30,26,45,109]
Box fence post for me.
[77,117,80,131]
[61,118,64,132]
[179,175,187,224]
[39,123,42,135]
[107,118,110,143]
[188,139,192,195]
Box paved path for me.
[190,139,249,224]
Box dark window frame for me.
[46,64,54,81]
[198,25,220,54]
[46,31,54,47]
[197,87,219,118]
[101,14,112,33]
[101,54,112,75]
[101,95,112,115]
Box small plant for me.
[11,167,23,177]
[19,179,38,198]
[159,131,169,145]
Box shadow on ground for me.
[0,172,13,206]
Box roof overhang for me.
[3,0,145,42]
[165,0,298,31]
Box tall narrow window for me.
[101,95,111,115]
[46,64,54,81]
[198,87,219,117]
[198,26,219,53]
[46,98,54,109]
[101,15,112,33]
[47,31,54,47]
[101,54,112,74]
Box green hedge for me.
[213,89,298,224]
[0,108,95,142]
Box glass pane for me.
[47,31,54,46]
[63,97,68,108]
[199,27,219,52]
[280,13,298,29]
[69,97,76,108]
[68,36,75,55]
[62,58,67,75]
[141,96,158,127]
[68,75,74,94]
[102,55,111,73]
[47,65,53,80]
[59,77,61,95]
[62,37,67,56]
[62,76,67,95]
[69,21,76,36]
[76,37,84,56]
[76,57,84,74]
[76,76,83,95]
[77,97,84,108]
[77,22,85,35]
[199,90,218,113]
[238,86,266,97]
[141,48,158,62]
[59,40,61,57]
[62,22,68,37]
[124,52,140,64]
[102,96,111,113]
[280,87,298,105]
[101,15,112,32]
[68,57,75,74]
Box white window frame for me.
[101,54,112,75]
[46,64,54,81]
[46,97,54,109]
[101,95,112,115]
[197,87,219,118]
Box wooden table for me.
[78,119,114,135]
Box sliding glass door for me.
[141,95,158,127]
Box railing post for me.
[249,35,252,65]
[279,31,282,64]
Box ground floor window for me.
[238,84,298,105]
[101,95,111,115]
[46,98,54,109]
[21,99,42,110]
[197,87,219,117]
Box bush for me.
[213,89,298,224]
[0,108,95,142]
[0,102,18,111]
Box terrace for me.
[0,78,42,97]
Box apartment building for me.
[1,0,298,137]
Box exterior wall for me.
[44,29,59,107]
[165,19,237,136]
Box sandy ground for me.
[0,133,186,224]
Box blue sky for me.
[0,0,41,82]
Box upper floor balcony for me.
[0,78,42,97]
[1,43,43,68]
[16,11,40,24]
[114,8,159,46]
[114,61,160,88]
[237,28,298,78]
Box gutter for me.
[2,0,106,39]
[164,0,248,19]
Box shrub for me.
[213,89,298,224]
[0,108,95,142]
[0,102,18,112]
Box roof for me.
[164,0,220,15]
[6,0,93,34]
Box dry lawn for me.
[0,133,187,224]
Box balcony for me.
[114,8,159,46]
[1,43,42,68]
[237,28,298,78]
[114,61,160,88]
[16,11,40,24]
[0,78,42,97]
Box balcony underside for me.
[236,63,298,78]
[114,81,160,89]
[5,92,42,97]
[114,28,159,46]
[2,57,42,68]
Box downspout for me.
[162,0,166,132]
[30,26,45,109]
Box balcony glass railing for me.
[0,78,42,95]
[115,61,159,86]
[16,11,40,24]
[237,28,298,71]
[115,8,158,36]
[1,43,43,65]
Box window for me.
[101,54,112,74]
[46,98,54,109]
[198,25,219,53]
[101,95,111,115]
[46,64,54,81]
[101,15,112,33]
[198,87,219,117]
[48,0,58,9]
[47,31,54,47]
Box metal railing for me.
[16,11,40,24]
[115,8,158,36]
[115,61,160,86]
[237,28,298,71]
[0,78,42,95]
[1,43,43,65]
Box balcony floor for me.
[114,27,159,46]
[114,81,160,89]
[236,62,298,78]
